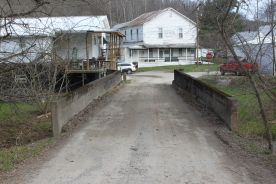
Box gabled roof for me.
[113,8,196,30]
[1,16,110,37]
[232,31,259,44]
[259,25,276,36]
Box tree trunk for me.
[249,75,274,153]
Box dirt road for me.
[14,71,261,183]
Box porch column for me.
[148,48,150,62]
[125,48,127,62]
[158,48,160,62]
[131,49,133,63]
[186,48,188,62]
[86,32,89,70]
[137,49,140,63]
[170,48,172,62]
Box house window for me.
[159,49,164,58]
[188,48,195,54]
[72,47,78,61]
[179,48,183,56]
[179,28,183,39]
[131,29,133,40]
[164,49,170,56]
[94,36,97,45]
[158,28,163,39]
[136,29,139,40]
[124,30,127,40]
[98,36,102,44]
[19,37,26,49]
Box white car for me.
[117,63,136,74]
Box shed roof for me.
[232,31,258,44]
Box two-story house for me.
[113,8,197,66]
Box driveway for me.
[12,71,258,184]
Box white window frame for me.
[179,28,183,39]
[131,29,133,40]
[158,27,163,39]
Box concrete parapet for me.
[51,71,121,136]
[173,70,238,130]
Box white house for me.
[0,16,110,64]
[232,25,276,75]
[113,8,197,66]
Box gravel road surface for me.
[14,71,259,184]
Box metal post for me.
[123,72,127,81]
[196,0,200,64]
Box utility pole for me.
[109,1,113,26]
[196,0,200,64]
[271,0,276,76]
[144,0,147,12]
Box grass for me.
[0,138,56,172]
[0,102,37,123]
[200,76,276,140]
[0,102,53,172]
[137,64,219,73]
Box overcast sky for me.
[241,0,268,20]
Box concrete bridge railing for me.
[51,71,122,137]
[172,70,238,131]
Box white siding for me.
[143,10,196,46]
[0,37,53,63]
[121,26,143,43]
[55,33,103,61]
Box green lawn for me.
[200,76,276,139]
[0,138,55,172]
[0,102,53,172]
[137,64,219,73]
[0,102,37,123]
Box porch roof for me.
[126,43,196,49]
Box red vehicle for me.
[219,59,258,76]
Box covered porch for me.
[126,47,196,63]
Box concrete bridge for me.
[6,71,275,184]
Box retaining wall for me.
[51,71,122,136]
[172,70,237,130]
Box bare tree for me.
[202,0,276,152]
